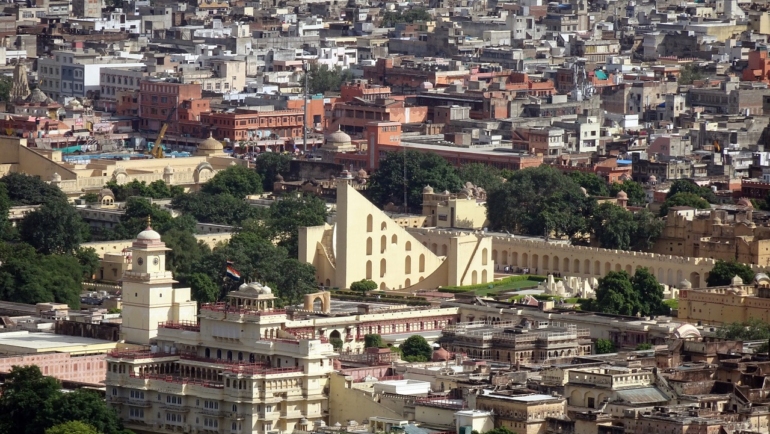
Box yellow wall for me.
[328,372,404,425]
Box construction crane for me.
[149,107,178,159]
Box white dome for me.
[136,227,161,241]
[239,283,249,291]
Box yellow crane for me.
[149,107,177,159]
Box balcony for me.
[159,320,200,332]
[281,410,304,419]
[200,408,227,417]
[127,398,153,408]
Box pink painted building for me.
[0,352,107,385]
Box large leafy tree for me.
[457,163,506,192]
[659,192,710,216]
[162,229,211,276]
[631,267,668,315]
[0,172,67,206]
[268,193,328,257]
[381,8,431,27]
[0,366,61,434]
[609,180,647,206]
[595,339,616,354]
[75,247,101,281]
[201,165,263,198]
[368,150,462,212]
[486,165,594,238]
[568,171,609,197]
[19,198,90,254]
[304,64,354,95]
[182,273,219,303]
[255,153,293,192]
[400,335,433,362]
[45,421,100,434]
[100,197,196,241]
[0,244,83,308]
[171,191,261,225]
[594,271,641,316]
[667,179,717,203]
[706,259,755,287]
[0,366,131,434]
[106,179,183,202]
[589,204,662,251]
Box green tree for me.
[255,153,293,192]
[81,193,99,204]
[635,343,653,350]
[631,209,664,251]
[364,334,385,348]
[400,335,432,362]
[368,150,462,212]
[19,199,90,254]
[45,421,100,434]
[594,271,641,316]
[678,63,704,85]
[458,163,505,192]
[595,339,616,354]
[0,182,13,240]
[275,259,319,305]
[105,179,183,202]
[0,366,61,434]
[201,165,263,199]
[46,389,127,434]
[0,75,12,103]
[667,179,717,203]
[589,203,636,250]
[609,180,647,206]
[706,259,755,287]
[381,8,431,26]
[0,244,83,308]
[350,279,377,293]
[183,272,219,303]
[483,427,515,434]
[659,192,711,217]
[631,267,667,316]
[106,197,190,240]
[304,64,354,95]
[568,171,609,197]
[716,317,770,340]
[171,191,260,225]
[75,247,101,281]
[330,338,343,350]
[162,229,211,276]
[486,165,594,239]
[268,193,328,257]
[0,172,67,206]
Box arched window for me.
[380,235,387,253]
[405,241,412,251]
[419,254,425,272]
[366,261,372,279]
[381,222,387,231]
[391,234,397,244]
[380,258,387,277]
[405,256,411,274]
[366,237,372,255]
[482,248,488,265]
[366,215,373,232]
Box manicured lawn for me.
[664,299,679,309]
[473,279,542,296]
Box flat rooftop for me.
[0,331,116,354]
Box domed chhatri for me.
[616,190,628,199]
[736,197,753,209]
[423,185,434,194]
[324,127,352,148]
[195,132,224,156]
[679,279,692,289]
[136,226,162,241]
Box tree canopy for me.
[367,150,462,212]
[304,64,354,95]
[267,194,328,258]
[568,171,609,197]
[667,179,717,203]
[45,421,100,434]
[254,153,293,192]
[350,279,377,293]
[171,191,262,226]
[486,166,594,239]
[0,172,67,206]
[609,180,647,206]
[458,163,507,193]
[659,192,710,217]
[585,269,667,317]
[19,198,90,254]
[364,334,385,348]
[381,8,432,27]
[105,179,183,202]
[706,259,755,287]
[200,165,263,199]
[595,339,616,354]
[589,203,662,250]
[0,366,131,434]
[400,335,433,362]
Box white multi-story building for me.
[100,67,148,100]
[38,50,146,102]
[105,227,336,434]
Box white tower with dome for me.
[120,223,198,345]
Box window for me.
[129,408,144,419]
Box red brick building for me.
[199,109,305,141]
[138,80,208,134]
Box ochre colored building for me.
[678,274,770,325]
[299,182,494,291]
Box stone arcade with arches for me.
[299,183,494,290]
